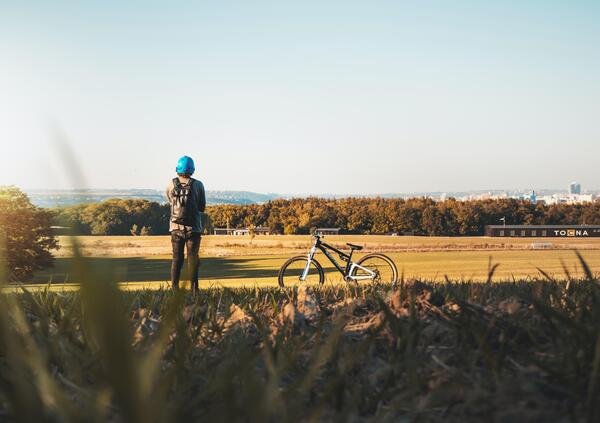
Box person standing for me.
[166,156,206,293]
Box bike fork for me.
[300,246,317,281]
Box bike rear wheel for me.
[278,256,324,288]
[351,253,398,284]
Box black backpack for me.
[170,178,195,226]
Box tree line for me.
[53,197,600,236]
[53,199,172,235]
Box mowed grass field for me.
[53,234,600,257]
[23,235,600,290]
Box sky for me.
[0,1,599,194]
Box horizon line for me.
[19,186,599,196]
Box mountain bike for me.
[278,233,398,287]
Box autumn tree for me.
[0,186,58,281]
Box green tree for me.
[0,186,58,281]
[54,199,170,235]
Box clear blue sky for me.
[1,1,598,194]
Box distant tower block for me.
[569,182,581,195]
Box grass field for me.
[5,236,600,420]
[23,235,600,291]
[54,234,600,257]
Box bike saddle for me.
[346,243,363,251]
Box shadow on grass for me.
[31,256,297,283]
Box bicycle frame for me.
[300,236,376,282]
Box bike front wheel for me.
[351,253,398,284]
[278,256,324,288]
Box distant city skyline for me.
[24,182,599,209]
[1,2,599,193]
[23,179,597,195]
[18,182,600,197]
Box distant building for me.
[316,228,340,235]
[539,193,594,205]
[485,225,600,238]
[214,226,271,235]
[50,225,70,235]
[577,194,594,204]
[530,242,554,249]
[570,182,582,195]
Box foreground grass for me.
[2,263,600,420]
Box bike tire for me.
[278,256,325,288]
[352,253,398,284]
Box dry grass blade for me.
[0,291,81,420]
[138,290,185,408]
[560,258,573,282]
[486,256,500,284]
[298,315,347,396]
[576,250,595,282]
[0,227,82,420]
[72,236,151,422]
[536,267,556,283]
[0,236,4,289]
[587,335,600,422]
